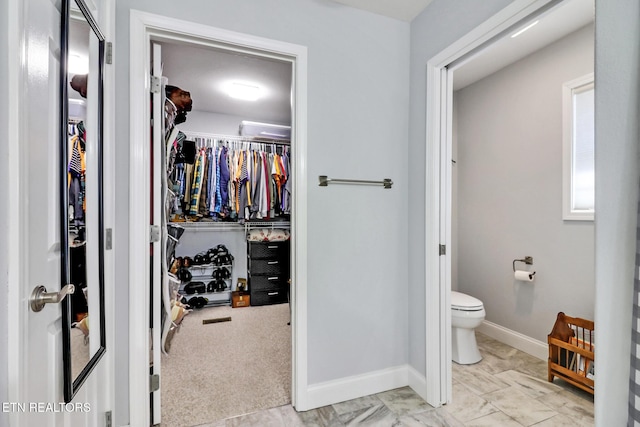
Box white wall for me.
[454,24,594,342]
[594,0,640,424]
[408,0,514,376]
[115,0,409,423]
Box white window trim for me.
[562,72,594,221]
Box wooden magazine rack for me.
[547,313,594,395]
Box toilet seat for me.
[451,291,484,311]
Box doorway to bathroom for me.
[424,0,595,407]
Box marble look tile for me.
[512,352,549,379]
[469,350,520,376]
[537,390,594,426]
[398,407,465,427]
[451,363,511,396]
[447,382,498,422]
[277,405,307,427]
[191,420,226,427]
[550,378,595,402]
[331,395,384,416]
[476,333,521,360]
[494,370,562,399]
[463,411,522,427]
[475,334,549,380]
[297,405,345,427]
[375,387,433,416]
[531,413,585,426]
[226,407,285,427]
[483,386,557,426]
[338,403,399,426]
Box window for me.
[563,73,594,221]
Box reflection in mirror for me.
[61,0,106,402]
[67,10,90,382]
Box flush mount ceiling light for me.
[68,53,89,75]
[511,20,539,38]
[226,81,262,101]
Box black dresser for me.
[247,240,290,306]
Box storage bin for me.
[250,289,288,306]
[248,241,289,259]
[231,291,250,308]
[249,259,285,275]
[247,274,287,291]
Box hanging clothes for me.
[188,149,205,215]
[68,123,86,224]
[167,136,290,222]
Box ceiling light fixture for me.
[226,81,262,101]
[511,20,539,38]
[68,53,89,75]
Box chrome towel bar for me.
[318,175,393,189]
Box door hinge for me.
[150,225,161,243]
[105,42,113,65]
[150,374,160,392]
[151,75,161,94]
[105,410,112,427]
[439,244,446,256]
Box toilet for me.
[451,291,486,365]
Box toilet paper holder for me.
[513,256,533,271]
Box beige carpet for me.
[160,303,292,427]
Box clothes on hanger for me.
[68,122,86,224]
[168,137,291,222]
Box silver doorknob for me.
[30,284,75,312]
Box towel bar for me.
[318,175,393,189]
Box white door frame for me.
[6,2,25,425]
[128,10,309,426]
[424,0,562,406]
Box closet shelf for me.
[179,289,232,307]
[169,221,242,231]
[169,221,290,231]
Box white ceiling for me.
[161,42,293,125]
[453,0,594,90]
[158,0,594,126]
[330,0,433,22]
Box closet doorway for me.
[128,12,309,427]
[155,40,293,427]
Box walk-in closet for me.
[151,40,294,427]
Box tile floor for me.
[194,333,594,426]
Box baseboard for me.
[477,320,547,361]
[407,364,428,402]
[306,365,410,410]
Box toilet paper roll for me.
[514,270,536,281]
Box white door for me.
[7,0,110,425]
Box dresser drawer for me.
[250,289,288,306]
[248,274,288,291]
[248,258,285,275]
[247,241,289,260]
